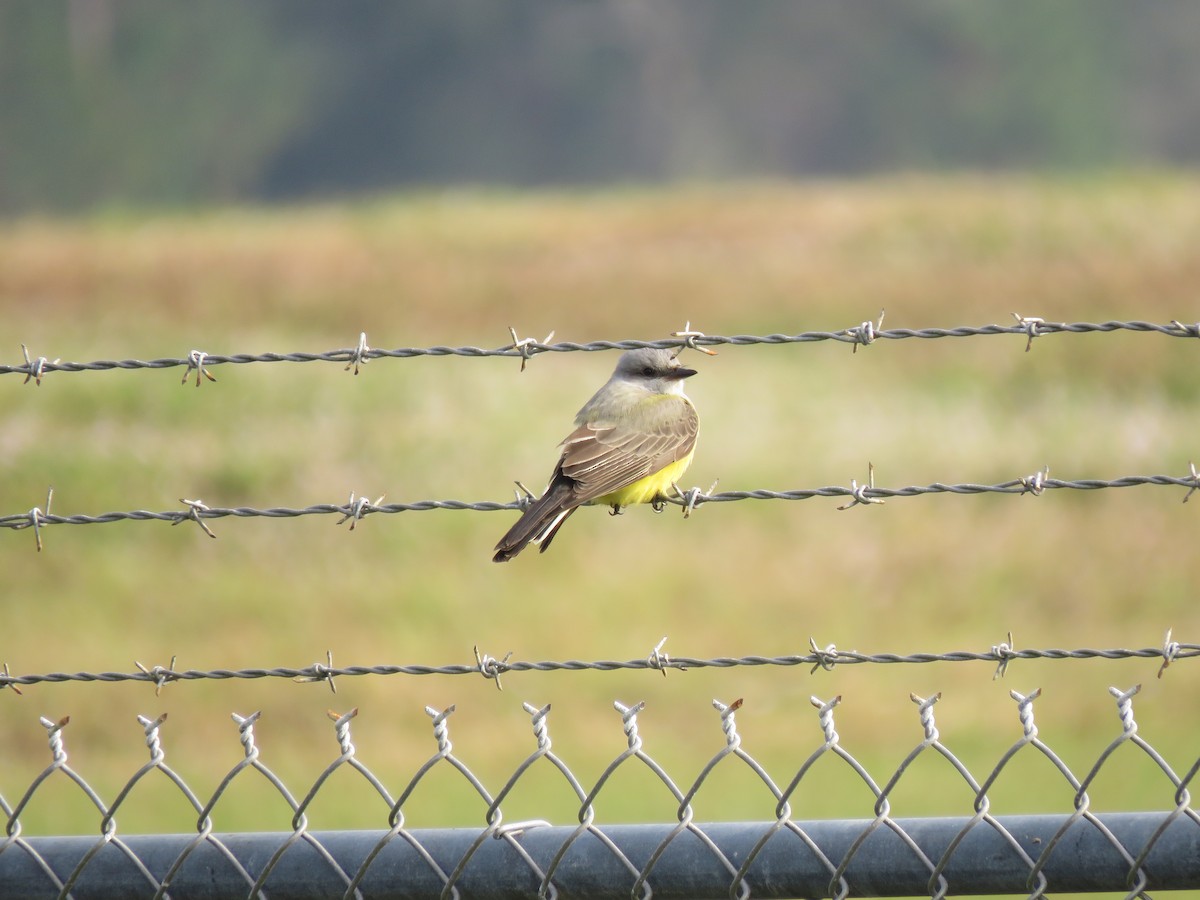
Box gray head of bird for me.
[611,348,697,393]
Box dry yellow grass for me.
[1,177,1198,853]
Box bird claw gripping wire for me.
[19,344,59,385]
[671,321,718,356]
[507,327,556,372]
[344,332,371,375]
[847,309,885,353]
[182,349,216,386]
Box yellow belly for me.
[592,450,695,508]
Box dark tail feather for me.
[493,481,579,562]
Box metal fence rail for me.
[2,686,1197,899]
[5,815,1199,900]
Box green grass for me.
[1,176,1198,872]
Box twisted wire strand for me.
[1,643,1195,691]
[1,473,1195,533]
[3,319,1197,378]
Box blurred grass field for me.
[2,176,1199,851]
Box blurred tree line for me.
[3,0,1200,213]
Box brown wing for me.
[557,396,698,503]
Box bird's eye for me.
[642,366,655,377]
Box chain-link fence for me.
[2,680,1197,899]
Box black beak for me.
[670,366,698,379]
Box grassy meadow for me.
[2,176,1199,855]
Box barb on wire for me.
[1182,462,1200,504]
[5,319,1199,379]
[171,498,217,538]
[475,645,513,691]
[1159,629,1180,680]
[836,462,885,510]
[808,637,839,674]
[1020,465,1051,496]
[19,344,60,385]
[647,637,680,677]
[671,321,719,356]
[510,481,536,511]
[11,486,53,551]
[1169,319,1200,337]
[0,663,22,696]
[847,309,885,353]
[294,651,339,694]
[992,631,1016,680]
[5,469,1199,539]
[345,332,371,375]
[671,478,718,518]
[0,637,1193,694]
[182,350,216,387]
[336,493,384,531]
[1012,312,1046,352]
[506,326,556,372]
[135,656,179,697]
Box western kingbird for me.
[493,347,699,562]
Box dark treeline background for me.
[4,0,1200,213]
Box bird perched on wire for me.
[493,347,700,562]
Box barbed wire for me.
[4,317,1199,382]
[0,630,1191,695]
[3,469,1198,549]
